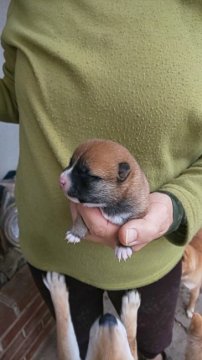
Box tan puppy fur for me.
[60,139,149,261]
[43,272,140,360]
[185,312,202,360]
[182,229,202,318]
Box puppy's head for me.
[86,313,134,360]
[189,313,202,339]
[60,139,149,216]
[182,245,197,276]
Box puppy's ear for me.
[117,162,131,182]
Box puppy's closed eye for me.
[90,174,102,181]
[77,162,101,181]
[117,162,131,182]
[78,163,89,175]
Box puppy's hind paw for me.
[115,245,133,261]
[65,231,81,244]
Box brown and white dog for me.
[60,139,149,261]
[185,312,202,360]
[43,272,141,360]
[182,229,202,318]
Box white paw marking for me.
[101,210,132,225]
[43,271,66,294]
[65,231,81,244]
[121,290,141,326]
[122,290,141,311]
[187,308,194,318]
[115,246,133,261]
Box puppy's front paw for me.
[65,230,81,244]
[115,245,133,261]
[43,271,67,297]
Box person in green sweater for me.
[1,1,202,359]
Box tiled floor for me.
[0,265,54,359]
[33,328,57,360]
[34,285,202,360]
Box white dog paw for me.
[43,271,67,296]
[122,290,141,314]
[115,246,133,261]
[121,290,140,335]
[65,231,81,244]
[186,308,194,318]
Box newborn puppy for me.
[60,139,149,261]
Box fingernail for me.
[126,228,138,245]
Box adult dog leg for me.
[43,272,81,360]
[121,290,140,360]
[187,286,200,318]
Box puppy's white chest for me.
[101,210,132,225]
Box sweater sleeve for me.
[160,155,202,246]
[0,37,19,123]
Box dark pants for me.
[29,261,181,359]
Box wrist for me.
[157,190,187,235]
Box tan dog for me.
[185,312,202,360]
[60,139,149,261]
[43,272,140,360]
[182,229,202,318]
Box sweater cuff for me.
[157,190,187,246]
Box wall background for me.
[0,0,19,179]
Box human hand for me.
[118,192,173,251]
[69,202,119,248]
[70,192,173,252]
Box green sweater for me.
[1,0,202,289]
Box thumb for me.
[118,218,159,246]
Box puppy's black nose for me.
[99,313,117,327]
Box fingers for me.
[77,206,108,234]
[118,192,173,250]
[118,218,159,247]
[76,205,119,241]
[69,202,119,247]
[69,192,173,252]
[70,203,108,234]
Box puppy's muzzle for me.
[99,313,118,327]
[59,171,71,193]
